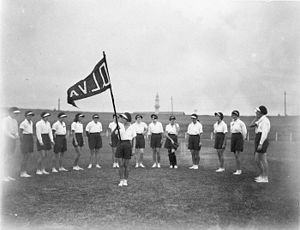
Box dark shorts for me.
[115,140,132,159]
[254,132,269,154]
[73,133,84,147]
[54,135,67,153]
[5,137,17,154]
[21,134,34,153]
[111,133,119,148]
[164,134,178,150]
[150,133,162,148]
[136,134,145,149]
[231,133,243,152]
[88,133,102,150]
[188,135,201,151]
[214,133,225,149]
[37,134,52,151]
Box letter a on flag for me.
[67,57,111,107]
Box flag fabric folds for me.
[67,57,111,107]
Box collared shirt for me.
[86,121,102,133]
[108,121,124,132]
[148,121,164,135]
[255,115,271,145]
[52,121,67,135]
[133,122,148,134]
[19,119,33,134]
[213,120,228,134]
[2,116,19,139]
[165,123,180,135]
[36,119,54,143]
[71,122,84,133]
[230,118,247,139]
[187,121,203,135]
[118,124,136,141]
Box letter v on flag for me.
[67,57,111,107]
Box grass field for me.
[1,135,299,230]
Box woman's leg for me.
[152,148,156,163]
[74,146,81,166]
[156,148,161,163]
[95,148,100,165]
[20,153,29,173]
[261,153,268,178]
[217,149,225,168]
[124,159,130,179]
[118,158,124,180]
[234,151,241,170]
[139,149,144,164]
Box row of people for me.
[1,105,271,186]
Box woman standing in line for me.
[85,114,103,169]
[186,114,203,170]
[164,115,180,169]
[148,114,164,168]
[19,111,35,178]
[71,113,85,171]
[115,112,136,187]
[108,114,123,168]
[230,110,247,175]
[213,112,228,173]
[36,112,55,175]
[250,105,271,183]
[132,114,147,168]
[51,112,68,172]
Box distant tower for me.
[154,93,160,114]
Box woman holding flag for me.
[115,112,136,187]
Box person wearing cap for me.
[250,106,271,183]
[51,112,68,173]
[164,115,180,169]
[85,114,103,169]
[115,112,136,187]
[187,114,203,169]
[71,113,85,171]
[108,114,124,168]
[2,107,20,181]
[19,111,35,178]
[132,114,148,168]
[230,110,247,175]
[148,114,164,168]
[36,112,54,175]
[213,112,228,173]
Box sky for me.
[1,0,300,115]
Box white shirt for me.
[213,121,228,134]
[255,115,271,145]
[86,121,103,133]
[118,124,137,141]
[133,122,148,134]
[2,116,19,139]
[19,119,33,134]
[187,121,203,135]
[108,121,124,132]
[36,119,54,144]
[71,122,83,133]
[52,121,67,135]
[148,122,163,134]
[165,123,180,135]
[230,118,247,139]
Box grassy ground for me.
[1,137,299,230]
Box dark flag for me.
[67,57,111,107]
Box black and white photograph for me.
[1,0,299,229]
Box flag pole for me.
[102,51,121,141]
